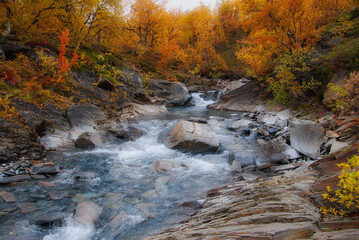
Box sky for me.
[167,0,218,11]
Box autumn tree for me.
[124,0,166,55]
[217,0,242,37]
[179,4,227,75]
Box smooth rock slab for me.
[289,119,325,159]
[330,141,349,155]
[66,105,106,128]
[163,120,220,153]
[0,175,32,184]
[74,201,103,225]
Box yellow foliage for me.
[0,95,19,119]
[321,153,359,216]
[329,71,359,115]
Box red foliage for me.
[0,69,17,85]
[56,29,78,83]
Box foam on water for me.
[43,217,95,240]
[191,93,216,106]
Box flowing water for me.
[0,94,258,240]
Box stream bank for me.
[0,76,358,239]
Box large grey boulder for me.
[66,105,106,128]
[149,80,192,106]
[74,201,103,225]
[163,121,220,153]
[289,119,325,159]
[228,120,253,131]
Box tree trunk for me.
[5,3,12,34]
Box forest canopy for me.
[1,0,359,104]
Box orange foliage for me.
[56,29,78,83]
[236,0,356,74]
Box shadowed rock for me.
[34,212,66,227]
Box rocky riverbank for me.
[1,68,358,239]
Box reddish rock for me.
[0,191,16,203]
[18,202,38,214]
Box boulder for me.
[228,152,255,167]
[228,120,253,131]
[208,81,280,112]
[97,78,115,91]
[119,103,167,119]
[66,105,106,128]
[34,212,66,227]
[289,119,325,159]
[119,68,143,86]
[151,160,181,173]
[163,121,220,153]
[109,125,144,142]
[149,79,192,106]
[230,161,242,174]
[277,109,293,120]
[74,133,96,149]
[253,139,301,167]
[74,201,103,225]
[329,141,349,155]
[262,116,278,125]
[326,130,339,139]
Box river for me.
[0,93,260,240]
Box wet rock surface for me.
[163,120,220,153]
[74,201,103,225]
[144,163,320,240]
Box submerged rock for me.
[151,160,181,173]
[289,119,325,159]
[163,120,220,153]
[0,191,16,202]
[74,201,103,225]
[74,172,96,181]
